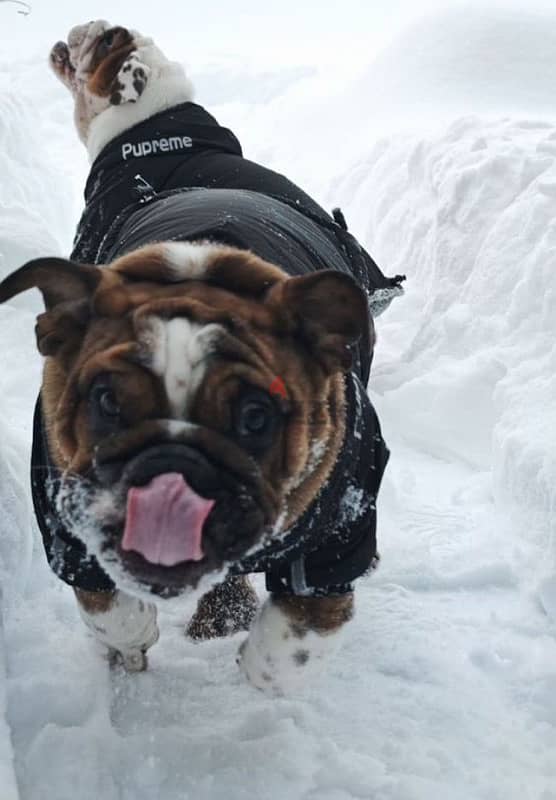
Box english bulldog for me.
[0,21,400,693]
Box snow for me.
[0,5,555,799]
[329,115,556,516]
[343,7,556,128]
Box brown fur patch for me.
[186,576,258,640]
[206,249,287,295]
[74,588,116,614]
[276,593,354,636]
[111,246,176,283]
[86,28,135,98]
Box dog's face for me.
[49,21,152,143]
[0,244,370,597]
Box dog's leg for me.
[238,593,354,694]
[187,576,258,641]
[74,588,159,672]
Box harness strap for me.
[265,552,381,598]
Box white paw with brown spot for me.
[238,598,339,695]
[77,590,159,671]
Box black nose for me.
[95,443,223,497]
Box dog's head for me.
[49,21,192,158]
[0,244,371,597]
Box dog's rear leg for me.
[74,588,159,672]
[238,593,354,694]
[186,576,258,641]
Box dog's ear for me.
[266,271,371,374]
[0,257,101,309]
[0,257,102,356]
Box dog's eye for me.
[239,401,270,435]
[89,378,122,435]
[97,388,120,418]
[233,390,279,453]
[102,30,115,48]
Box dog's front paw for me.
[76,589,159,671]
[110,52,151,105]
[187,576,258,641]
[237,599,336,695]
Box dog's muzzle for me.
[90,437,278,594]
[96,442,220,492]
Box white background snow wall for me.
[325,117,556,545]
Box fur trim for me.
[87,42,194,161]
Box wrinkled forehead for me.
[75,243,295,413]
[67,20,109,51]
[74,313,225,424]
[66,20,140,75]
[80,297,282,421]
[66,20,109,71]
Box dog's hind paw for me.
[110,52,151,105]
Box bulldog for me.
[0,21,402,693]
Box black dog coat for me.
[31,102,401,596]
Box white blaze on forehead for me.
[146,316,222,417]
[163,241,228,281]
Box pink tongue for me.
[122,473,214,567]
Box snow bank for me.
[347,6,556,128]
[324,115,556,606]
[0,418,33,615]
[0,60,85,288]
[0,90,60,293]
[0,64,68,599]
[0,618,18,800]
[214,6,556,195]
[0,65,73,798]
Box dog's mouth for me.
[102,473,268,597]
[121,472,213,566]
[113,475,269,596]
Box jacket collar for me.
[84,102,242,206]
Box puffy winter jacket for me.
[31,102,401,596]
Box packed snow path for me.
[4,427,555,800]
[1,24,556,800]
